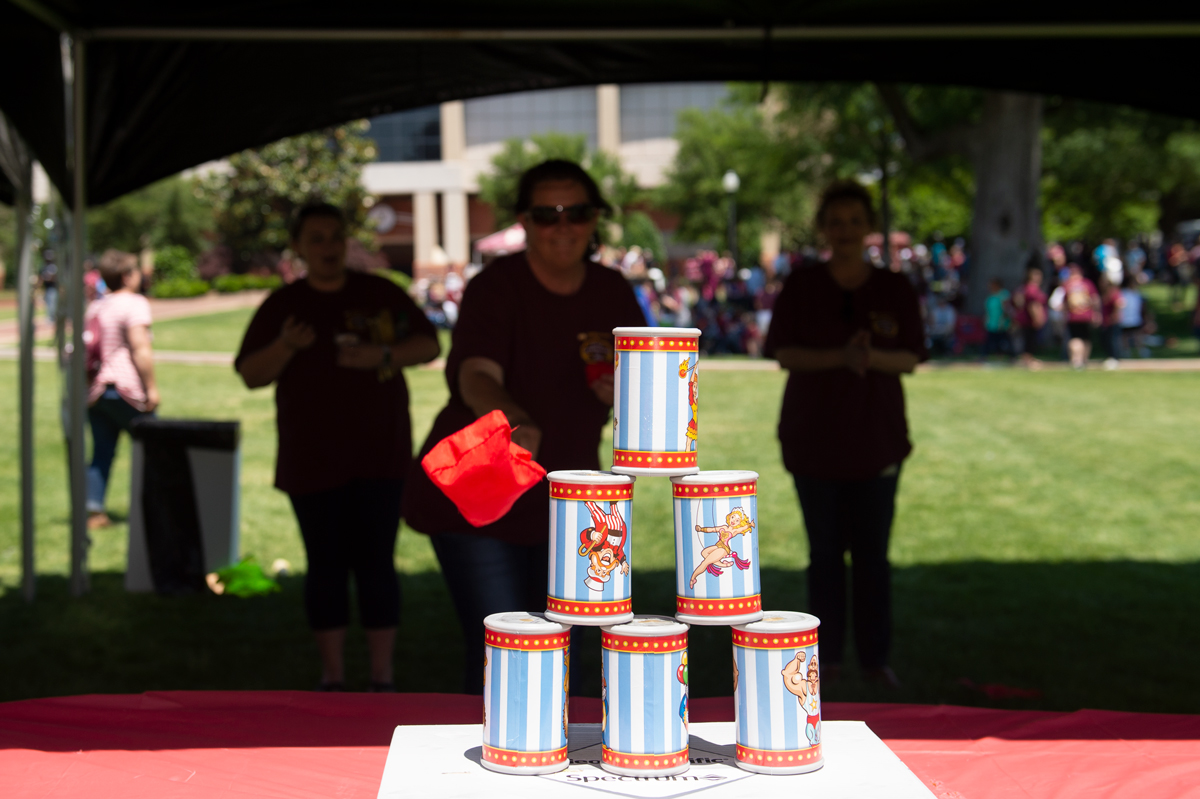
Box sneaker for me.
[87,511,112,530]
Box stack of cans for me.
[479,326,823,778]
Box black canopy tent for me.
[4,0,1200,598]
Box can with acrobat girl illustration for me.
[600,616,691,776]
[671,470,763,625]
[545,470,635,626]
[481,612,572,775]
[610,327,701,476]
[732,611,824,775]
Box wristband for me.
[381,345,393,370]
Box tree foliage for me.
[657,99,820,261]
[198,122,376,269]
[87,176,213,255]
[1041,100,1200,241]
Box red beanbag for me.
[420,410,547,527]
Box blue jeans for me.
[431,532,549,694]
[87,386,152,512]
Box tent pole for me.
[16,158,36,603]
[87,22,1200,42]
[64,33,89,596]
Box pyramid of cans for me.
[482,327,823,778]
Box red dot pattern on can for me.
[600,633,688,653]
[735,743,823,766]
[602,745,690,769]
[676,594,762,617]
[614,337,699,352]
[483,629,572,651]
[483,743,569,766]
[545,596,633,616]
[612,449,698,468]
[730,627,819,649]
[549,484,634,500]
[671,482,757,498]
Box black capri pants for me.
[288,477,403,631]
[794,470,900,670]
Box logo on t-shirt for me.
[869,311,899,338]
[578,331,615,384]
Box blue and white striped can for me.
[672,471,764,626]
[481,612,572,775]
[600,616,690,776]
[732,611,824,775]
[611,327,701,476]
[545,471,635,626]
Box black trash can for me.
[126,419,241,595]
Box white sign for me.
[539,722,751,798]
[377,721,934,799]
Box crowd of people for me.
[926,238,1193,368]
[410,230,1200,370]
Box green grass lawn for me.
[149,307,257,352]
[2,356,1199,713]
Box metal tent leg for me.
[63,33,89,596]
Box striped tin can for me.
[671,471,764,626]
[481,612,572,775]
[545,470,635,626]
[600,616,691,776]
[611,326,701,476]
[732,611,824,775]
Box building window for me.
[464,87,598,148]
[619,83,729,142]
[368,106,441,162]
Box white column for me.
[442,189,470,267]
[413,191,438,274]
[440,101,466,161]
[597,85,621,155]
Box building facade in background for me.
[362,83,727,278]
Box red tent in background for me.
[474,223,526,257]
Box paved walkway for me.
[0,290,269,346]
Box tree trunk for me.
[967,92,1044,317]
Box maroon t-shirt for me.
[763,265,928,480]
[402,254,645,545]
[234,271,438,495]
[1013,284,1047,328]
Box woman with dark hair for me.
[403,159,645,694]
[235,202,441,692]
[763,180,927,687]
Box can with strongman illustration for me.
[732,611,824,775]
[481,612,572,775]
[545,470,635,626]
[611,327,701,476]
[600,615,690,776]
[671,471,763,626]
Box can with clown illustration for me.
[731,611,824,775]
[545,470,635,626]
[600,616,690,776]
[481,612,572,775]
[671,471,763,626]
[611,327,701,476]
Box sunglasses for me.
[526,203,599,227]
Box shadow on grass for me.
[2,562,1197,715]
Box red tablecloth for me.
[1,692,1198,798]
